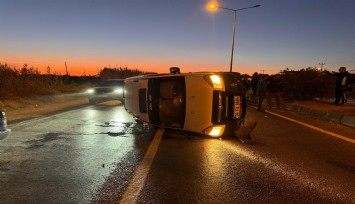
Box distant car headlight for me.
[204,75,223,89]
[203,125,225,137]
[87,89,94,94]
[114,88,123,94]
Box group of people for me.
[247,66,352,111]
[250,72,282,111]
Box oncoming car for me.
[124,68,246,138]
[87,79,124,104]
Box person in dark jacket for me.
[256,74,268,111]
[266,74,282,109]
[330,67,351,105]
[242,75,251,91]
[251,72,259,96]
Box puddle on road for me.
[93,121,149,137]
[77,121,134,128]
[25,132,66,149]
[96,121,134,128]
[100,132,127,137]
[23,121,152,149]
[43,132,62,142]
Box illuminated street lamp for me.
[208,2,261,72]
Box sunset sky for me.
[1,0,354,76]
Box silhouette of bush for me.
[280,67,335,100]
[0,63,83,100]
[0,63,149,100]
[98,66,152,80]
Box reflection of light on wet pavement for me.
[200,141,229,200]
[78,106,136,137]
[215,141,351,203]
[85,109,98,118]
[113,109,130,123]
[97,101,122,106]
[205,140,226,178]
[2,103,144,204]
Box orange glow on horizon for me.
[1,58,261,77]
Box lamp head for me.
[207,2,218,11]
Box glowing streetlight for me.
[207,2,218,10]
[207,2,261,72]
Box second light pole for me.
[208,3,260,72]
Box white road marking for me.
[265,110,355,145]
[120,128,164,204]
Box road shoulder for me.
[3,96,88,123]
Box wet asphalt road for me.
[1,102,355,204]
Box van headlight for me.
[203,125,225,137]
[204,75,223,89]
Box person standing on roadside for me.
[256,74,268,111]
[251,72,259,96]
[266,74,282,110]
[242,75,251,91]
[330,67,350,105]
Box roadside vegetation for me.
[0,63,148,110]
[1,62,353,110]
[0,64,149,100]
[247,67,354,101]
[280,67,338,100]
[0,63,89,100]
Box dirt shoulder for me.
[1,94,89,123]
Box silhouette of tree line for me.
[0,64,149,100]
[2,63,352,101]
[264,67,354,100]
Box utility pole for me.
[261,69,266,74]
[319,62,325,72]
[65,61,69,76]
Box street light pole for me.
[230,10,236,72]
[208,3,261,72]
